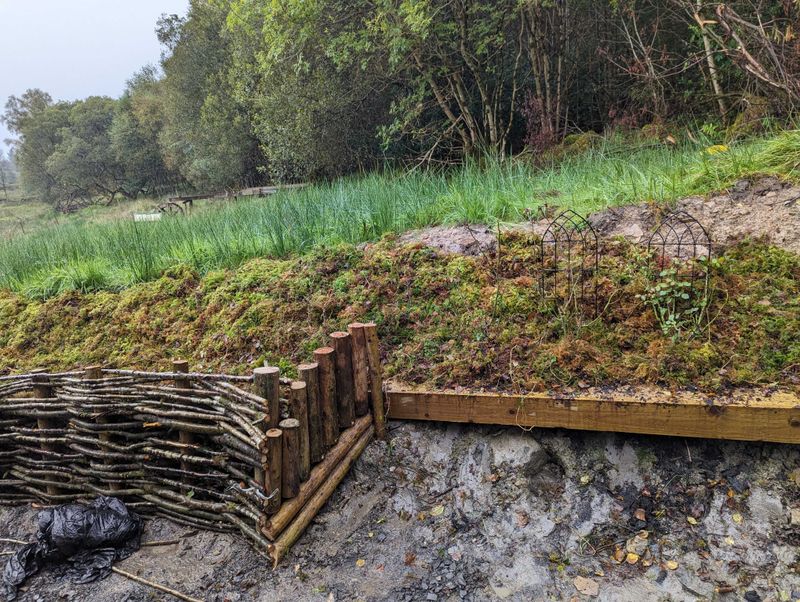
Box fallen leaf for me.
[725,536,735,545]
[580,475,591,486]
[686,516,698,525]
[515,510,530,527]
[430,505,445,517]
[368,532,374,538]
[625,552,640,564]
[665,560,679,570]
[573,576,599,597]
[355,559,365,568]
[634,508,646,521]
[613,547,625,563]
[732,512,743,524]
[403,552,416,566]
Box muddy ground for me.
[399,176,800,255]
[1,420,799,602]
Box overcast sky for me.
[0,0,189,154]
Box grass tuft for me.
[1,131,798,297]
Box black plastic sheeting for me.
[3,497,142,601]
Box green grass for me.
[1,130,797,298]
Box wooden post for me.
[253,366,278,490]
[279,418,300,499]
[264,428,283,515]
[32,369,59,496]
[363,322,386,439]
[268,425,374,567]
[313,347,339,449]
[289,381,310,482]
[298,363,323,464]
[330,332,355,429]
[172,360,194,485]
[261,414,373,540]
[347,323,370,417]
[86,365,121,492]
[253,367,277,428]
[257,366,281,428]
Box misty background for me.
[0,0,188,153]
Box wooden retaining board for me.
[386,390,800,443]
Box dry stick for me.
[279,419,300,499]
[172,360,194,488]
[289,382,310,482]
[347,323,370,417]
[111,566,202,602]
[330,332,355,429]
[264,428,282,514]
[261,414,373,540]
[313,347,339,449]
[268,426,374,568]
[363,323,387,439]
[254,366,280,429]
[297,363,323,464]
[32,370,60,496]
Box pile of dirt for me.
[2,422,798,601]
[399,177,800,255]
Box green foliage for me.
[636,265,708,341]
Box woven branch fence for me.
[0,322,386,567]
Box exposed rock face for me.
[3,422,797,601]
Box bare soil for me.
[398,177,800,255]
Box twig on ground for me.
[141,538,181,547]
[0,538,27,545]
[111,566,202,602]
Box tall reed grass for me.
[0,132,793,298]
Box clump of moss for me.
[0,235,796,393]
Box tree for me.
[157,0,263,190]
[227,0,392,180]
[3,90,70,206]
[110,66,182,196]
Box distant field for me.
[0,130,797,298]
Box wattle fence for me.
[0,323,385,566]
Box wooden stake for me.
[385,389,800,444]
[268,425,374,567]
[289,381,310,482]
[32,370,59,496]
[256,366,281,428]
[279,418,300,499]
[347,323,370,417]
[298,362,323,464]
[313,347,339,448]
[264,428,282,515]
[330,332,355,429]
[363,322,386,439]
[172,360,194,485]
[261,414,372,540]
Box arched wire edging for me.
[539,209,599,316]
[647,210,711,290]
